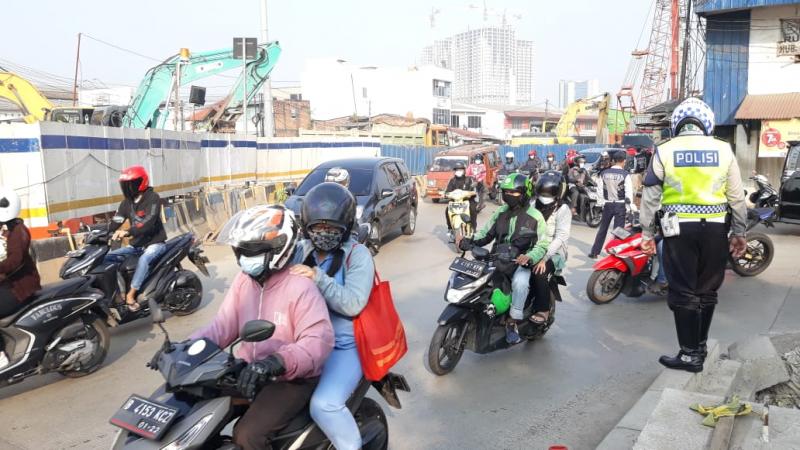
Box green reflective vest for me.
[659,135,733,219]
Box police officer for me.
[639,98,747,373]
[589,151,633,258]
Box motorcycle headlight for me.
[428,180,436,187]
[446,274,490,303]
[161,414,213,450]
[356,205,364,220]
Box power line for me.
[82,34,163,63]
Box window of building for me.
[433,79,451,97]
[432,108,450,125]
[468,115,481,129]
[362,87,368,99]
[451,115,460,128]
[781,19,800,42]
[289,93,302,101]
[511,118,523,129]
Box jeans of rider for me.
[233,377,318,450]
[530,259,556,313]
[104,243,167,291]
[0,286,19,317]
[510,266,532,320]
[310,346,364,450]
[662,221,728,310]
[445,200,478,231]
[568,186,581,210]
[590,203,626,256]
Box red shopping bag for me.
[353,273,407,381]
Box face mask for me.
[538,196,555,205]
[530,156,536,160]
[547,157,554,162]
[308,228,344,252]
[455,169,465,177]
[475,160,483,165]
[579,163,585,169]
[239,254,267,277]
[502,193,523,209]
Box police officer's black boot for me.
[698,305,715,359]
[659,306,705,373]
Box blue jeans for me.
[105,243,167,291]
[510,266,531,320]
[309,347,363,450]
[655,240,667,284]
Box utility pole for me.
[678,0,693,100]
[72,33,82,106]
[544,99,550,132]
[260,0,274,137]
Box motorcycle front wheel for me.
[586,269,625,304]
[428,320,467,376]
[584,205,603,228]
[730,232,774,277]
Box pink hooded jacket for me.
[191,269,334,380]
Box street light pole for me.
[260,0,274,137]
[242,37,248,137]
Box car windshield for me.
[622,134,654,148]
[786,145,800,178]
[295,167,374,196]
[581,151,603,163]
[430,156,469,172]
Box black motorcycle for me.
[60,218,210,324]
[730,207,776,277]
[571,178,603,228]
[747,173,779,208]
[110,300,410,449]
[427,237,565,376]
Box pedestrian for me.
[588,151,633,258]
[639,97,747,373]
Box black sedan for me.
[285,157,418,251]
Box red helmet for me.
[567,149,577,156]
[119,165,150,200]
[528,149,537,157]
[626,147,637,156]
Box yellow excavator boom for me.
[0,71,54,123]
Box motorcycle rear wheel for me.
[586,269,624,304]
[428,321,467,376]
[584,206,603,228]
[59,317,110,378]
[168,273,204,316]
[730,232,774,277]
[357,397,389,450]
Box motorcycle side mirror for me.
[460,213,471,224]
[149,299,165,324]
[241,320,276,343]
[356,223,371,244]
[112,215,125,224]
[284,187,295,196]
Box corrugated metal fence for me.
[381,143,603,175]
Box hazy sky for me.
[3,0,654,105]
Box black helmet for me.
[473,154,484,163]
[453,161,466,171]
[301,182,356,246]
[574,155,586,165]
[535,170,565,204]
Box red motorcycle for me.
[586,227,655,304]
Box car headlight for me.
[446,274,490,303]
[161,414,213,450]
[356,205,364,220]
[428,180,436,187]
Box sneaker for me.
[447,231,455,243]
[505,322,522,345]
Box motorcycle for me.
[110,300,410,449]
[747,173,778,208]
[60,217,210,324]
[586,208,776,304]
[446,189,477,251]
[571,177,604,228]
[493,169,515,206]
[427,236,565,376]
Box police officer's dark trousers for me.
[590,202,626,256]
[661,220,728,370]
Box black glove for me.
[237,355,286,400]
[458,238,474,252]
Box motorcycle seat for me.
[0,277,89,327]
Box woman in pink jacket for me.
[191,205,334,450]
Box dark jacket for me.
[520,157,542,173]
[109,188,167,248]
[472,204,549,262]
[0,219,41,303]
[445,175,477,196]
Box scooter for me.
[60,217,210,324]
[446,189,477,252]
[427,238,565,376]
[110,300,410,449]
[0,276,112,386]
[571,177,604,228]
[747,173,779,208]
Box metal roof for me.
[696,0,800,15]
[735,93,800,120]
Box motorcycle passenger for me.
[466,154,487,200]
[593,151,612,174]
[190,205,335,450]
[567,156,590,215]
[289,182,376,450]
[521,149,543,175]
[106,166,167,312]
[460,174,549,344]
[445,161,479,240]
[589,151,633,258]
[542,152,559,171]
[502,151,518,173]
[0,187,41,364]
[562,148,579,173]
[324,167,350,188]
[530,172,572,325]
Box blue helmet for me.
[670,98,715,136]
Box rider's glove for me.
[458,238,474,252]
[238,355,286,400]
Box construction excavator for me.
[511,92,611,146]
[0,71,95,124]
[123,42,281,130]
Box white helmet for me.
[324,167,350,187]
[670,97,715,136]
[505,151,515,159]
[0,187,21,223]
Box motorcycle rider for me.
[589,151,633,258]
[445,161,479,240]
[324,167,350,188]
[501,151,519,173]
[459,174,549,344]
[466,154,487,202]
[566,155,590,216]
[639,97,747,373]
[105,166,167,312]
[190,205,335,450]
[520,149,543,175]
[542,152,559,171]
[289,183,376,450]
[530,172,572,325]
[593,151,612,175]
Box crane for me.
[0,71,54,123]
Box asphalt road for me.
[1,200,799,450]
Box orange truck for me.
[425,144,501,203]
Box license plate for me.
[449,257,487,278]
[110,395,179,440]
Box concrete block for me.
[596,427,640,450]
[618,389,663,431]
[688,359,743,397]
[729,335,779,362]
[727,335,790,398]
[769,406,800,445]
[649,368,694,392]
[730,406,768,450]
[634,388,723,450]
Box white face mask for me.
[547,157,554,162]
[475,160,483,165]
[579,163,585,169]
[538,196,555,205]
[455,169,465,177]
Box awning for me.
[735,93,800,120]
